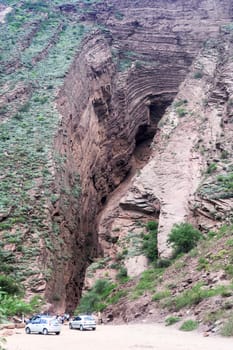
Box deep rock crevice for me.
[50,0,233,311]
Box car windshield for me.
[84,316,94,321]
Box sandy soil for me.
[5,323,232,350]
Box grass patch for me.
[176,107,187,117]
[131,268,164,299]
[152,290,171,301]
[162,283,233,311]
[76,279,116,313]
[180,319,198,331]
[165,315,181,326]
[221,316,233,336]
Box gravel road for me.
[5,323,233,350]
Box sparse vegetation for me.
[217,173,233,192]
[78,224,233,332]
[206,162,217,174]
[162,283,233,311]
[165,315,181,326]
[152,289,171,301]
[176,107,188,117]
[180,319,199,331]
[0,288,43,320]
[173,99,188,108]
[221,316,233,336]
[199,165,233,199]
[142,221,158,262]
[116,267,129,284]
[76,279,116,313]
[197,257,209,271]
[0,275,23,296]
[131,268,164,299]
[193,71,203,79]
[0,0,89,285]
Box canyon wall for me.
[53,0,233,309]
[1,0,232,313]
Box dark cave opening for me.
[134,99,173,163]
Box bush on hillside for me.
[180,319,199,331]
[76,279,116,314]
[142,221,158,262]
[0,275,23,296]
[167,223,202,256]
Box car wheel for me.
[42,328,49,335]
[92,328,96,331]
[25,327,31,334]
[55,332,60,335]
[80,325,84,331]
[69,323,73,329]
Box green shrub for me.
[146,221,158,231]
[193,71,203,79]
[221,316,233,336]
[116,267,129,283]
[156,259,171,268]
[174,100,188,108]
[167,223,202,256]
[165,315,181,326]
[217,173,233,191]
[142,221,158,262]
[0,292,42,318]
[197,257,209,271]
[107,290,127,304]
[206,163,217,174]
[152,290,170,301]
[176,107,187,117]
[76,279,116,314]
[224,265,233,277]
[93,279,115,297]
[131,269,164,299]
[180,319,198,331]
[0,275,23,296]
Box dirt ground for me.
[5,323,233,350]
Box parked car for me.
[25,314,51,324]
[69,315,96,331]
[25,316,61,335]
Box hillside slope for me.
[0,0,232,320]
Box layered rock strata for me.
[53,0,233,309]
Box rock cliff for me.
[55,0,233,309]
[0,0,233,314]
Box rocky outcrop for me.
[2,0,233,314]
[53,0,233,309]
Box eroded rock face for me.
[52,0,233,310]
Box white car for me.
[69,315,96,331]
[25,316,61,335]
